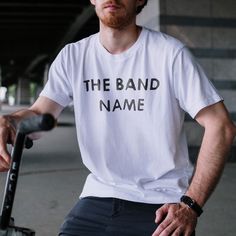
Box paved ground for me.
[0,105,235,235]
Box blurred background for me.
[0,0,235,235]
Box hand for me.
[0,115,16,171]
[152,203,197,236]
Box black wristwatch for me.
[180,195,203,217]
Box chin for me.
[101,14,132,29]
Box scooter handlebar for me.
[18,113,56,135]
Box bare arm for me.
[0,96,64,171]
[186,102,236,206]
[153,102,236,236]
[10,96,64,123]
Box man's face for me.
[90,0,144,29]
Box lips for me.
[105,4,118,7]
[103,2,122,10]
[105,5,120,9]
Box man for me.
[0,0,235,235]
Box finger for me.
[184,229,195,236]
[0,167,8,172]
[0,162,9,171]
[152,222,172,236]
[153,215,173,236]
[155,204,169,224]
[1,120,16,145]
[0,148,11,166]
[172,226,185,236]
[0,139,11,164]
[0,158,10,171]
[0,129,12,163]
[8,128,16,145]
[154,218,183,236]
[0,146,11,170]
[159,223,179,236]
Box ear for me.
[90,0,95,6]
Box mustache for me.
[102,1,124,8]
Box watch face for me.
[185,196,194,205]
[180,195,203,216]
[182,195,193,203]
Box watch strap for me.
[180,195,203,217]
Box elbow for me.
[230,123,236,142]
[221,121,236,145]
[204,119,236,147]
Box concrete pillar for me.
[16,77,31,105]
[136,0,160,31]
[43,64,49,86]
[159,0,236,161]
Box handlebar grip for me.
[18,114,56,135]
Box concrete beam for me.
[24,54,48,76]
[55,5,95,55]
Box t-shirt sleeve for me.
[40,46,73,107]
[172,46,223,118]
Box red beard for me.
[96,1,136,29]
[101,12,130,29]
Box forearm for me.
[186,124,235,207]
[154,103,235,236]
[4,96,63,127]
[0,97,63,145]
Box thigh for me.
[59,197,160,236]
[105,199,162,236]
[59,197,196,236]
[59,197,111,236]
[104,200,196,236]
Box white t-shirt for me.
[40,27,222,204]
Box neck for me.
[99,22,142,54]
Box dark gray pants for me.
[59,197,195,236]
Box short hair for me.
[137,0,148,14]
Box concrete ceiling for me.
[0,0,99,86]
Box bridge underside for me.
[0,1,98,88]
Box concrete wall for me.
[159,0,236,161]
[136,0,160,31]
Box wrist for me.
[185,189,206,207]
[180,195,203,217]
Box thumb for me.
[155,204,170,224]
[0,146,11,168]
[0,134,12,169]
